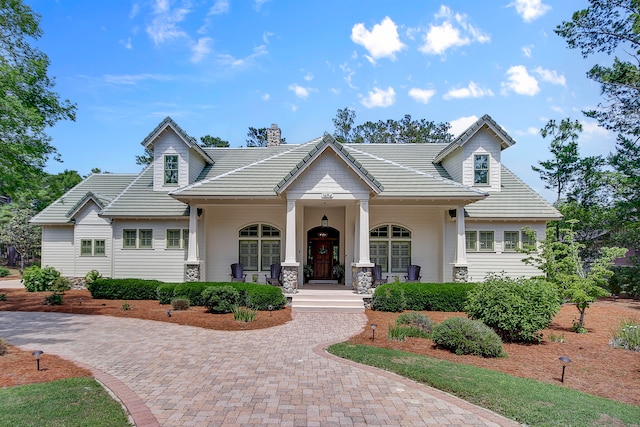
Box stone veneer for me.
[353,266,373,294]
[453,265,468,283]
[282,266,298,294]
[185,264,200,282]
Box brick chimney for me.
[267,123,281,146]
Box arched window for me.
[370,225,411,273]
[239,224,281,271]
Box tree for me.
[0,1,77,200]
[135,147,154,166]
[200,135,229,147]
[532,118,582,204]
[246,127,286,147]
[332,107,356,143]
[0,207,41,270]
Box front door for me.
[312,240,332,279]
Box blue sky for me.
[28,0,613,202]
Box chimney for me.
[267,123,281,146]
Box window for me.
[123,229,137,248]
[94,240,105,256]
[479,231,494,251]
[164,155,179,184]
[139,229,153,248]
[166,229,182,249]
[522,229,537,251]
[238,224,281,271]
[182,229,189,250]
[81,240,93,256]
[465,231,478,251]
[504,231,519,251]
[370,225,411,273]
[474,154,489,185]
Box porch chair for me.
[265,263,282,286]
[372,264,388,288]
[230,263,246,282]
[404,264,421,282]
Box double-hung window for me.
[479,231,494,251]
[504,231,519,251]
[474,154,489,185]
[164,155,179,185]
[81,239,106,256]
[123,229,153,249]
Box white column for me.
[187,205,198,263]
[357,199,372,265]
[353,203,360,263]
[284,199,297,263]
[455,206,467,265]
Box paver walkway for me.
[0,311,519,426]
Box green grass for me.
[328,343,640,427]
[0,377,131,427]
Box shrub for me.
[610,266,640,298]
[432,317,505,357]
[88,278,163,300]
[157,283,178,304]
[402,283,475,312]
[0,337,7,356]
[233,306,257,322]
[371,285,406,312]
[84,270,102,286]
[120,302,132,311]
[396,312,435,333]
[0,293,6,301]
[22,266,60,292]
[243,285,286,310]
[173,282,210,306]
[388,323,409,341]
[51,276,72,293]
[0,267,9,277]
[609,318,640,352]
[201,285,240,313]
[171,298,190,311]
[464,276,560,343]
[44,293,63,305]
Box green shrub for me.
[609,318,640,351]
[84,270,102,286]
[432,317,505,357]
[465,276,560,343]
[51,276,72,293]
[610,266,640,298]
[372,285,406,312]
[120,302,132,311]
[388,323,409,341]
[372,283,474,312]
[243,285,286,310]
[44,293,63,305]
[233,306,257,322]
[0,266,10,277]
[0,293,6,301]
[22,266,61,292]
[156,283,178,304]
[171,298,190,311]
[173,282,210,306]
[88,278,163,300]
[201,285,240,313]
[0,337,7,355]
[396,311,435,333]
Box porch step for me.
[291,288,366,313]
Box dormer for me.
[434,114,515,192]
[140,117,214,192]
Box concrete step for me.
[291,289,366,312]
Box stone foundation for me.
[282,266,298,294]
[453,265,468,283]
[354,267,373,294]
[185,264,201,282]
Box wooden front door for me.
[312,240,332,279]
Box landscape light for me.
[371,323,377,341]
[559,356,572,383]
[32,350,44,371]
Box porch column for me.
[185,205,201,282]
[453,205,469,282]
[282,199,299,293]
[357,200,371,265]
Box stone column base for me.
[354,266,373,294]
[185,263,201,282]
[453,265,468,283]
[282,266,298,294]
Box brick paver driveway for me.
[0,311,518,426]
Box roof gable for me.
[141,116,213,165]
[66,191,108,218]
[433,114,516,163]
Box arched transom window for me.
[239,224,281,271]
[370,225,411,273]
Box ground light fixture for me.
[371,323,377,341]
[32,350,44,371]
[166,309,171,317]
[559,356,572,383]
[268,305,273,316]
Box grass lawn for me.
[328,343,640,427]
[0,377,131,427]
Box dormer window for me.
[474,154,489,185]
[164,155,179,185]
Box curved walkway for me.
[0,311,518,426]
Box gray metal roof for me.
[141,116,214,165]
[30,174,137,224]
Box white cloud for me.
[288,83,313,100]
[340,63,357,89]
[191,37,212,63]
[408,87,436,104]
[254,0,271,11]
[262,32,273,44]
[501,65,539,96]
[217,44,268,68]
[103,73,174,86]
[129,3,140,19]
[420,5,490,55]
[534,66,566,86]
[522,45,533,58]
[146,0,191,45]
[450,115,478,137]
[443,81,494,99]
[208,0,229,15]
[303,72,314,82]
[581,120,610,139]
[510,0,551,23]
[261,93,270,101]
[361,87,396,108]
[120,37,133,49]
[351,16,405,62]
[550,105,564,114]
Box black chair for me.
[404,264,421,282]
[230,263,246,282]
[265,263,282,286]
[372,265,388,288]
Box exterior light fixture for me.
[268,304,273,316]
[78,297,82,305]
[32,350,44,371]
[166,309,172,318]
[371,323,378,341]
[321,214,328,228]
[559,356,572,383]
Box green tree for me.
[200,135,229,147]
[332,107,356,143]
[246,127,286,147]
[0,0,76,200]
[135,147,154,166]
[0,207,40,270]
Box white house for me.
[31,115,560,293]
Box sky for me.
[27,0,615,202]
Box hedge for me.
[88,278,164,300]
[372,282,476,312]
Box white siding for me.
[462,128,502,191]
[441,149,463,183]
[152,129,190,191]
[443,217,457,282]
[41,226,74,275]
[73,203,113,277]
[112,219,189,282]
[188,147,206,184]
